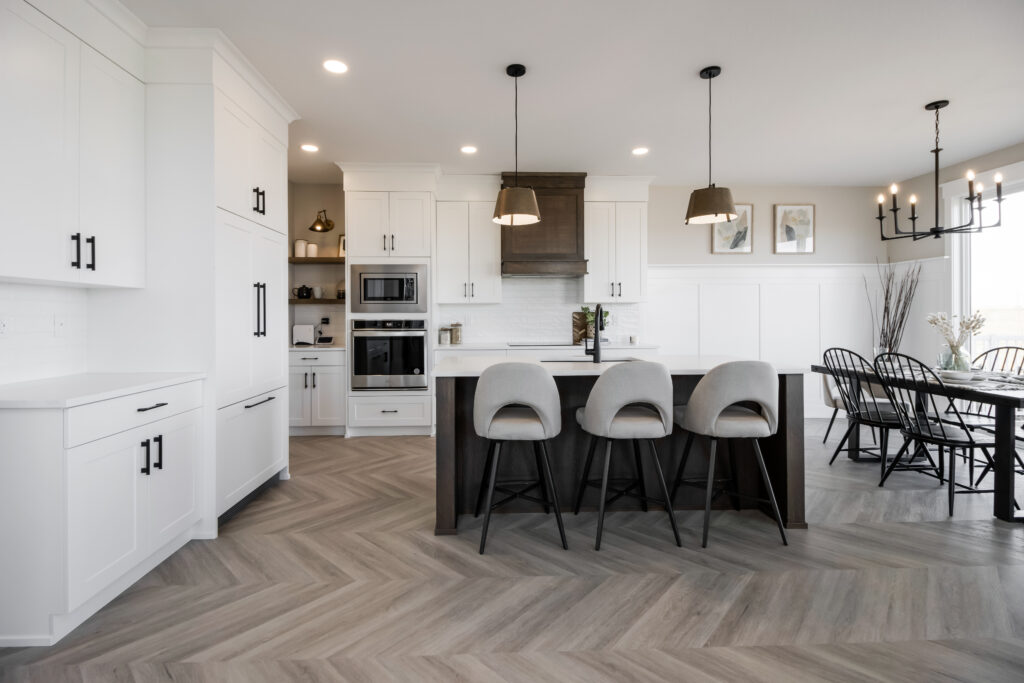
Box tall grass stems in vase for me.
[864,261,921,355]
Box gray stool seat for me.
[572,361,681,550]
[472,362,567,554]
[575,405,666,439]
[487,406,549,441]
[673,404,771,439]
[670,360,788,548]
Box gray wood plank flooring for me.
[2,419,1024,681]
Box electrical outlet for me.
[53,315,66,338]
[321,317,330,325]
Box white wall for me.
[437,278,641,344]
[0,283,88,384]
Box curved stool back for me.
[474,362,561,440]
[579,361,673,438]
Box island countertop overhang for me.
[433,354,808,377]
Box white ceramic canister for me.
[307,243,319,257]
[294,239,308,257]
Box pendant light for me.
[308,209,335,233]
[685,66,736,225]
[493,64,541,226]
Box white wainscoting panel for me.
[645,260,948,418]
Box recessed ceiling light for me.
[300,144,319,152]
[632,147,649,156]
[323,59,348,74]
[460,145,477,154]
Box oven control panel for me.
[352,320,426,330]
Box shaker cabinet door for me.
[614,203,647,302]
[0,0,80,285]
[435,201,469,303]
[310,365,346,426]
[147,410,200,550]
[583,202,615,303]
[345,192,389,257]
[467,201,502,303]
[388,192,432,257]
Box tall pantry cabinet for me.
[90,32,297,522]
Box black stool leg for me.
[702,438,718,548]
[574,435,598,515]
[671,431,695,502]
[726,439,740,511]
[474,440,496,518]
[595,439,613,551]
[533,441,551,514]
[479,442,503,554]
[823,408,838,443]
[947,447,956,516]
[752,439,788,546]
[647,439,682,547]
[539,440,568,550]
[633,439,648,512]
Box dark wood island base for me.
[435,363,806,535]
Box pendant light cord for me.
[707,74,712,187]
[514,75,519,186]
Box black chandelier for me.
[877,100,1003,241]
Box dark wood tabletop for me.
[810,364,1024,409]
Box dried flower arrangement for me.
[926,311,986,364]
[864,261,922,353]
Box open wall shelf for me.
[288,257,346,264]
[289,298,345,305]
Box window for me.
[956,184,1024,356]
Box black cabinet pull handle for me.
[391,234,395,250]
[300,357,319,360]
[86,236,96,270]
[383,234,387,251]
[617,282,622,297]
[463,283,467,297]
[137,402,168,413]
[253,187,260,213]
[244,396,276,409]
[141,438,151,475]
[312,372,317,389]
[153,434,163,470]
[471,282,475,297]
[254,283,261,337]
[304,372,308,389]
[610,282,614,296]
[260,283,267,336]
[380,409,398,413]
[70,233,81,268]
[258,189,267,215]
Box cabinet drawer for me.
[289,350,346,367]
[65,381,203,448]
[348,395,432,427]
[216,387,287,515]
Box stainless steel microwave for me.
[349,264,427,314]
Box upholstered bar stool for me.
[473,362,568,554]
[573,361,681,550]
[671,360,788,548]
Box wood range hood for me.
[500,172,588,277]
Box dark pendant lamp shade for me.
[684,65,736,225]
[493,186,540,226]
[685,184,736,224]
[308,209,335,233]
[493,64,541,226]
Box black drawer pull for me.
[86,236,96,270]
[137,402,168,412]
[141,438,151,475]
[301,357,319,360]
[252,187,260,213]
[71,233,81,268]
[153,434,163,470]
[380,409,399,413]
[244,396,276,409]
[304,372,308,389]
[312,372,317,389]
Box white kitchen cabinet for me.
[0,374,203,646]
[346,191,431,258]
[215,90,287,235]
[216,387,288,515]
[348,394,432,427]
[215,210,287,409]
[436,201,502,304]
[289,350,346,428]
[0,0,145,288]
[583,202,647,303]
[78,43,145,288]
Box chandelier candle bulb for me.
[877,194,885,219]
[890,184,898,211]
[967,170,975,198]
[995,173,1003,200]
[910,194,917,219]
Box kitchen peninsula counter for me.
[434,355,806,535]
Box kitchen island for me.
[434,355,806,535]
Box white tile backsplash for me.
[437,278,641,344]
[0,283,88,384]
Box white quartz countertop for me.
[290,345,345,351]
[433,354,807,377]
[437,342,658,351]
[0,372,206,409]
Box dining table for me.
[811,364,1024,523]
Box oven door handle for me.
[351,330,427,337]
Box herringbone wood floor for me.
[3,420,1024,682]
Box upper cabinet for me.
[436,201,502,303]
[0,0,144,287]
[215,90,287,235]
[345,191,431,258]
[584,202,647,303]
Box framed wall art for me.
[773,204,815,254]
[711,203,753,254]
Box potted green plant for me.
[580,306,609,339]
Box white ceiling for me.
[121,0,1024,186]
